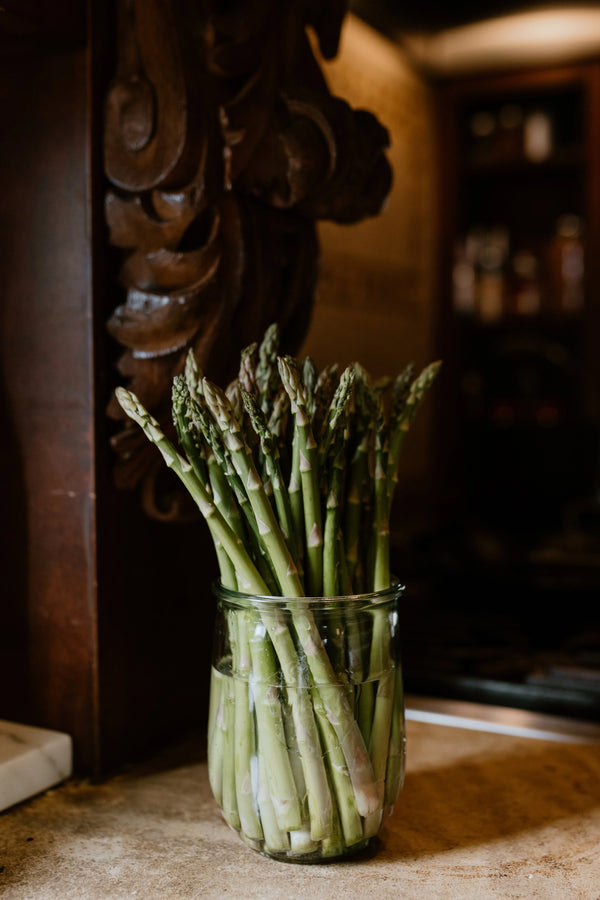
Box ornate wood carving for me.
[104,0,392,519]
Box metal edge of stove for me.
[405,694,600,744]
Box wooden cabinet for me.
[435,62,600,536]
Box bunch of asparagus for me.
[116,323,440,859]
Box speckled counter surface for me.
[1,700,599,900]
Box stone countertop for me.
[1,698,599,900]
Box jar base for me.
[240,832,376,864]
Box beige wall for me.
[300,14,439,516]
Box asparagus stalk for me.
[322,369,355,596]
[203,378,303,597]
[343,372,377,591]
[221,672,240,829]
[278,356,323,597]
[187,387,279,592]
[318,366,356,475]
[255,322,281,415]
[385,360,442,518]
[230,610,264,841]
[207,667,226,805]
[172,377,237,588]
[241,389,299,564]
[114,388,268,593]
[311,364,339,441]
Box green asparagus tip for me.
[184,348,203,398]
[115,386,146,427]
[277,355,304,403]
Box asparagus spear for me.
[343,369,378,591]
[385,360,442,518]
[278,356,323,597]
[311,364,339,441]
[256,322,281,415]
[203,378,303,597]
[115,388,267,593]
[241,389,299,567]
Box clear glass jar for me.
[207,579,405,862]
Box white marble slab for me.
[0,720,72,812]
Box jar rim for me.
[212,575,404,609]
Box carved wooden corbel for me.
[104,0,392,519]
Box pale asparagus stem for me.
[277,356,323,597]
[257,739,291,853]
[230,610,264,841]
[246,612,304,832]
[287,688,333,841]
[281,697,309,822]
[364,589,401,832]
[357,679,375,749]
[241,591,374,833]
[221,672,240,829]
[291,608,380,817]
[366,669,395,808]
[258,610,333,841]
[203,378,304,597]
[207,667,226,806]
[289,829,319,855]
[384,666,406,809]
[114,388,268,593]
[311,682,364,848]
[320,796,344,859]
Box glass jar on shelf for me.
[511,249,542,316]
[477,226,509,322]
[548,214,585,313]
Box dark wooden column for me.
[0,8,101,771]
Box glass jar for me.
[207,579,405,862]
